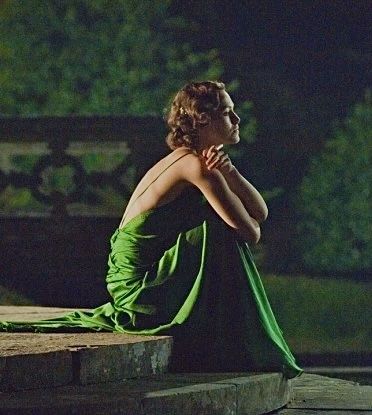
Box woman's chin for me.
[216,135,240,147]
[229,135,240,144]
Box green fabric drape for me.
[0,158,303,379]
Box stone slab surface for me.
[304,366,372,374]
[0,306,93,322]
[0,349,73,392]
[76,336,173,385]
[0,332,172,357]
[0,331,172,391]
[0,306,173,391]
[0,372,291,415]
[215,373,291,414]
[161,372,291,414]
[273,373,372,413]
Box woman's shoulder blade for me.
[180,154,224,184]
[175,151,205,176]
[156,148,197,170]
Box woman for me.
[0,81,303,379]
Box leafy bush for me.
[294,90,372,274]
[0,0,223,115]
[262,273,372,353]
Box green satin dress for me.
[0,153,303,379]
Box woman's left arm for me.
[221,166,268,223]
[202,145,268,223]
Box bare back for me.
[119,147,260,244]
[119,148,195,229]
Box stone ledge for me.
[272,373,372,413]
[0,332,173,391]
[0,372,291,415]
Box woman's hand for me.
[201,144,235,174]
[203,147,268,223]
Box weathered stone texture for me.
[287,373,372,410]
[215,373,291,415]
[273,373,372,414]
[142,383,237,415]
[0,372,292,415]
[0,350,73,391]
[0,331,172,391]
[77,337,172,385]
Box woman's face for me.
[198,90,241,149]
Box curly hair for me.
[165,81,226,150]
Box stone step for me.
[303,365,372,374]
[0,306,172,391]
[0,372,291,415]
[273,373,372,413]
[0,306,293,414]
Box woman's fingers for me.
[208,152,227,166]
[214,154,229,169]
[207,149,224,161]
[206,146,216,159]
[211,155,229,170]
[206,144,223,158]
[206,152,229,170]
[202,145,229,170]
[207,159,219,169]
[206,154,224,169]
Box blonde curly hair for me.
[164,81,226,150]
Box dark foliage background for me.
[0,0,371,277]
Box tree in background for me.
[0,0,225,115]
[0,0,261,229]
[295,90,372,277]
[0,0,257,155]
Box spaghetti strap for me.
[119,151,192,228]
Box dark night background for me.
[0,1,371,361]
[171,0,371,174]
[168,0,372,273]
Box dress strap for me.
[119,151,192,228]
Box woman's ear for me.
[198,112,211,127]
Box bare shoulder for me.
[172,149,260,244]
[161,148,227,193]
[176,150,214,176]
[178,151,226,186]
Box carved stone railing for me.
[0,116,167,218]
[0,116,168,306]
[0,116,313,306]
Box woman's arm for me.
[202,146,268,223]
[220,167,268,223]
[181,154,261,244]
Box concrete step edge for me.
[0,332,173,391]
[0,372,291,415]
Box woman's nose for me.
[232,112,240,124]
